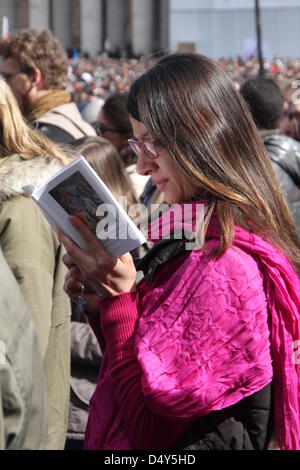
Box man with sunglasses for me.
[96,93,134,155]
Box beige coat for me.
[0,246,48,449]
[36,102,97,141]
[0,154,71,450]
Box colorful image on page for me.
[49,171,106,233]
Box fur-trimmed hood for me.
[0,154,64,204]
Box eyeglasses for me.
[128,137,159,159]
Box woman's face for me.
[97,109,128,152]
[129,116,198,205]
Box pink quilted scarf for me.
[148,201,300,450]
[209,217,300,450]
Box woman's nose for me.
[136,148,157,176]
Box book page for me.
[31,156,146,257]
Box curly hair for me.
[0,29,68,90]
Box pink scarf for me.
[210,221,300,450]
[148,202,300,450]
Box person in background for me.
[240,77,300,239]
[285,111,300,143]
[61,54,300,450]
[95,92,150,199]
[0,79,71,450]
[79,137,139,212]
[0,29,96,144]
[65,136,140,450]
[81,98,104,126]
[0,246,47,450]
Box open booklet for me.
[23,155,146,257]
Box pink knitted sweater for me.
[84,203,300,450]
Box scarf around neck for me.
[148,201,300,450]
[25,89,71,123]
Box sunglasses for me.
[128,138,159,159]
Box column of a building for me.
[131,0,153,56]
[106,0,127,56]
[80,0,103,56]
[0,0,17,33]
[28,0,49,29]
[72,0,81,50]
[51,0,72,50]
[160,0,170,53]
[16,0,29,29]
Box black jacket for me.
[262,131,300,239]
[174,383,273,450]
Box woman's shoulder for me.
[151,239,264,299]
[0,195,60,254]
[190,240,263,287]
[0,154,63,203]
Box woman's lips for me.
[154,179,168,191]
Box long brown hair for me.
[0,79,69,164]
[76,137,138,211]
[127,53,300,274]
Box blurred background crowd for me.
[68,54,300,142]
[69,55,300,105]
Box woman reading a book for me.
[61,54,300,450]
[65,136,143,450]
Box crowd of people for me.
[67,55,156,103]
[67,54,300,144]
[0,28,300,452]
[67,54,300,105]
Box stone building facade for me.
[0,0,169,57]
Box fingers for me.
[62,253,76,269]
[60,230,86,265]
[64,274,82,299]
[65,264,82,281]
[73,212,89,225]
[69,216,101,251]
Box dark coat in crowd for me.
[67,305,102,444]
[175,383,273,450]
[262,130,300,239]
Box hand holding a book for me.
[61,215,137,313]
